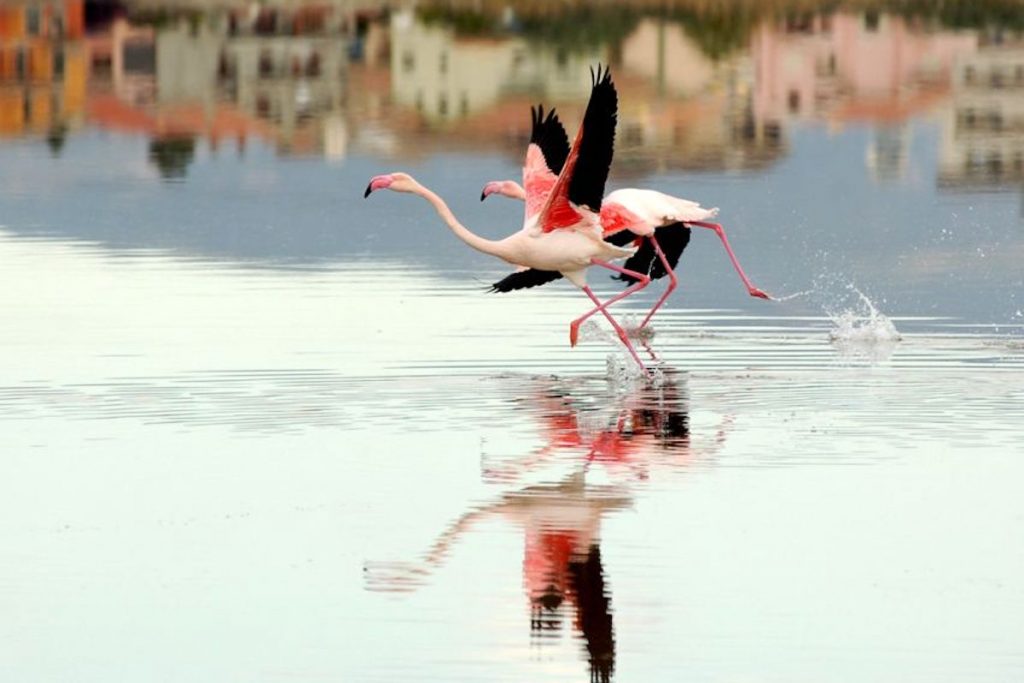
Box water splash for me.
[605,353,662,385]
[578,319,606,343]
[622,313,656,341]
[825,286,902,363]
[827,286,902,343]
[579,317,655,343]
[772,289,814,302]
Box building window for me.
[218,51,233,79]
[864,10,880,32]
[26,7,41,35]
[15,48,26,80]
[256,94,271,118]
[259,50,274,77]
[440,52,448,74]
[438,94,448,116]
[306,52,321,77]
[788,89,801,113]
[402,51,414,73]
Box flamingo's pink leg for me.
[569,260,651,347]
[639,235,679,329]
[688,221,771,300]
[581,285,650,377]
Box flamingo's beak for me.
[364,175,393,198]
[480,181,501,202]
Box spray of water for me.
[576,321,661,383]
[605,353,662,386]
[827,285,902,343]
[772,289,814,302]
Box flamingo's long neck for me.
[414,183,512,261]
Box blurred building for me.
[752,11,976,179]
[938,37,1024,193]
[617,18,782,173]
[381,10,783,175]
[389,9,603,123]
[0,0,87,143]
[82,3,358,159]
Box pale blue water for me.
[1,3,1023,682]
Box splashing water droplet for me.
[620,314,656,341]
[827,286,902,344]
[772,289,814,302]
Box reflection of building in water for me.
[866,123,911,181]
[617,18,781,173]
[83,3,359,161]
[384,11,782,174]
[753,12,976,178]
[0,1,86,147]
[389,9,602,123]
[162,12,349,156]
[86,15,155,105]
[939,39,1024,192]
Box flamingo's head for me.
[480,180,520,202]
[364,172,414,198]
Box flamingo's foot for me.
[569,321,581,347]
[749,287,772,300]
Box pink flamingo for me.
[364,67,655,374]
[481,111,770,340]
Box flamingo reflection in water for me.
[365,371,733,682]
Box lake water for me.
[1,2,1023,681]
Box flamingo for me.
[480,109,771,338]
[364,66,655,373]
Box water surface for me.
[1,2,1023,681]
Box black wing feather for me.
[614,225,691,285]
[567,65,617,211]
[490,268,564,293]
[531,105,570,175]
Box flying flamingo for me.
[480,109,771,338]
[364,66,655,373]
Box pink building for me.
[753,12,977,126]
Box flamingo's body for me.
[601,189,719,237]
[482,111,769,330]
[485,182,715,285]
[365,67,655,373]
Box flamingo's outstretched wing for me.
[522,106,570,220]
[537,65,618,233]
[490,268,563,293]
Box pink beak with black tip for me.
[364,174,394,198]
[480,181,502,202]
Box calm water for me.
[1,2,1023,681]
